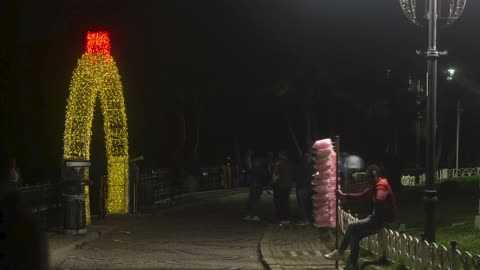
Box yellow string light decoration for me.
[64,31,129,222]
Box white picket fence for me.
[339,208,480,269]
[401,168,480,186]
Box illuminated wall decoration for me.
[64,31,129,221]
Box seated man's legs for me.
[325,215,383,267]
[343,215,383,266]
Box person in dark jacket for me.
[295,153,315,225]
[272,151,294,225]
[244,155,269,221]
[324,164,397,270]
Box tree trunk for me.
[234,136,241,165]
[285,113,303,158]
[312,112,319,143]
[173,106,187,164]
[190,101,201,160]
[304,108,313,152]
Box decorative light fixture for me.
[400,0,466,27]
[64,31,129,223]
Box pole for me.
[455,100,461,177]
[134,164,139,214]
[335,135,340,270]
[424,0,439,243]
[416,113,421,167]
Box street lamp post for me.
[455,99,461,177]
[445,67,460,177]
[424,0,441,243]
[400,0,466,242]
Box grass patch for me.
[359,253,408,270]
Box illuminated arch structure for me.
[64,31,129,223]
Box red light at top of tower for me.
[85,31,111,55]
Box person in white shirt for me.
[8,158,22,188]
[344,154,364,188]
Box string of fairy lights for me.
[63,31,129,222]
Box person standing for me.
[295,153,315,225]
[324,164,397,270]
[8,158,22,188]
[343,154,364,188]
[264,151,275,194]
[243,155,269,221]
[244,148,254,187]
[272,151,294,225]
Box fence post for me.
[378,228,387,260]
[451,240,457,270]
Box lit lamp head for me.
[446,68,456,81]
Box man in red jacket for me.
[324,164,397,270]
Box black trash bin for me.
[61,159,90,235]
[62,193,87,232]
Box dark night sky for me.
[1,0,480,180]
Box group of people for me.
[243,150,315,225]
[243,149,398,270]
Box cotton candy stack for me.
[311,138,337,228]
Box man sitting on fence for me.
[324,164,397,270]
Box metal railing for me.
[339,208,480,269]
[18,184,61,212]
[137,167,229,209]
[401,167,480,186]
[17,184,62,229]
[14,166,233,224]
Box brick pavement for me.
[260,224,339,270]
[48,188,250,269]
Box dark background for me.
[1,0,480,183]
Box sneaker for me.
[296,221,310,226]
[323,250,344,261]
[250,216,261,221]
[243,216,252,221]
[279,220,290,226]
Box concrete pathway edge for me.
[48,225,118,269]
[259,226,281,270]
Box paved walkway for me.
[49,188,265,270]
[48,189,381,270]
[260,224,337,270]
